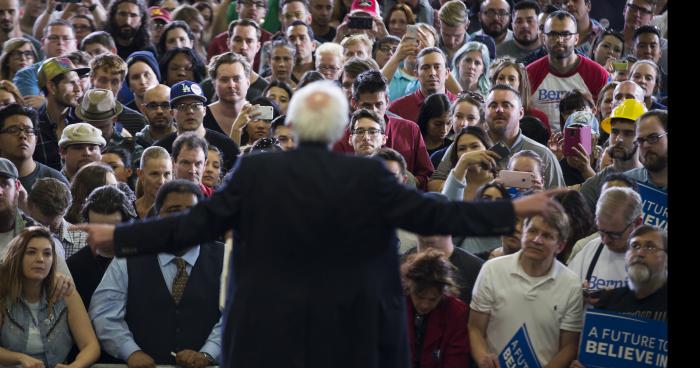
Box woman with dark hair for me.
[172,4,207,60]
[384,3,416,38]
[263,80,294,115]
[295,70,326,90]
[0,227,100,368]
[65,163,118,224]
[401,248,469,368]
[441,126,496,202]
[156,21,196,58]
[229,96,281,146]
[0,38,38,81]
[416,93,453,156]
[158,47,207,86]
[553,190,594,263]
[589,29,625,71]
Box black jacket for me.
[113,142,516,368]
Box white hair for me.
[286,80,348,144]
[596,187,642,224]
[314,42,344,61]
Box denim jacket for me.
[1,296,73,367]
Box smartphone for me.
[563,125,592,156]
[612,60,628,72]
[582,288,603,298]
[251,105,274,120]
[489,142,511,163]
[405,24,419,40]
[499,170,534,189]
[348,15,373,30]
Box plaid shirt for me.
[34,104,62,171]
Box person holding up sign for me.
[469,210,584,368]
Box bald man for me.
[75,81,568,368]
[136,84,176,147]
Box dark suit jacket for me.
[113,142,516,368]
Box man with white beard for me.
[569,225,666,368]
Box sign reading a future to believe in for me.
[637,183,667,230]
[578,309,668,368]
[498,324,542,368]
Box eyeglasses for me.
[46,35,75,43]
[174,102,204,111]
[73,24,93,31]
[352,128,383,137]
[630,242,666,254]
[10,50,34,60]
[144,103,172,111]
[238,0,266,8]
[545,31,577,40]
[596,221,634,240]
[0,126,39,136]
[317,65,340,73]
[483,9,510,18]
[635,132,667,146]
[625,3,654,16]
[457,90,485,103]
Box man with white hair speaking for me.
[74,80,568,368]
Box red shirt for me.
[206,28,273,71]
[387,89,457,124]
[406,295,470,368]
[332,114,434,190]
[199,183,214,197]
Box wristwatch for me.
[201,352,216,366]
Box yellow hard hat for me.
[600,99,648,134]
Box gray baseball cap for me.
[0,158,18,179]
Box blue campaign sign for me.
[579,309,668,368]
[498,324,542,368]
[637,183,667,230]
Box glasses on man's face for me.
[545,31,576,41]
[352,128,383,137]
[630,242,665,254]
[239,0,265,8]
[625,3,654,16]
[596,221,634,240]
[378,45,398,53]
[317,65,340,73]
[0,126,39,136]
[47,35,74,43]
[635,132,667,146]
[73,24,93,31]
[483,9,510,18]
[10,50,34,60]
[144,102,172,111]
[174,102,204,111]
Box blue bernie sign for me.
[579,309,668,368]
[498,324,542,368]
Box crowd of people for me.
[0,0,668,366]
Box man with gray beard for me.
[593,224,667,321]
[569,225,666,368]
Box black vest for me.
[125,243,224,364]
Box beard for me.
[642,152,667,172]
[0,21,13,33]
[628,263,651,286]
[610,142,638,161]
[119,26,136,39]
[483,22,508,39]
[546,44,575,60]
[515,33,538,46]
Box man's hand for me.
[512,188,568,219]
[565,144,596,178]
[570,360,586,368]
[17,354,44,368]
[49,273,74,303]
[127,351,156,368]
[23,95,46,109]
[175,350,209,368]
[69,223,116,257]
[476,353,499,368]
[548,132,564,160]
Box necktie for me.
[172,257,188,304]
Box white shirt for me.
[568,235,627,290]
[471,251,583,366]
